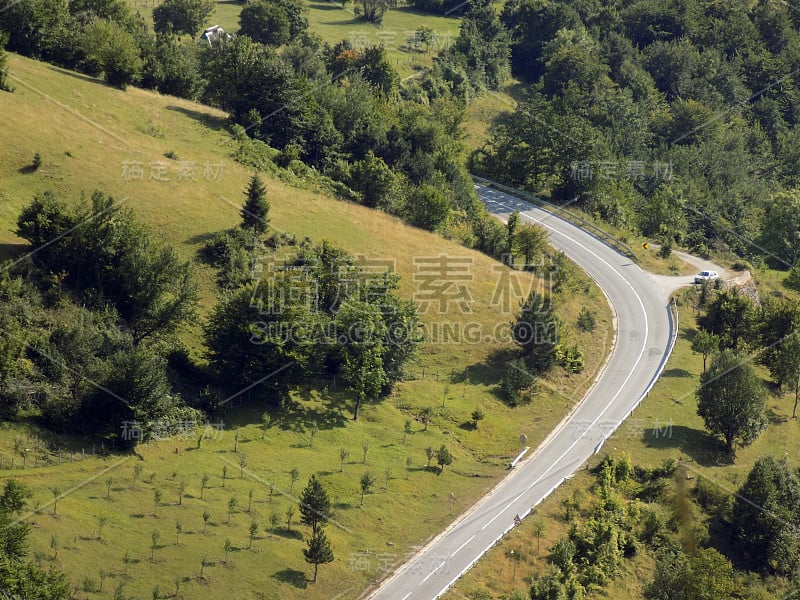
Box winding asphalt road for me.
[364,183,688,600]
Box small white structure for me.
[198,25,232,45]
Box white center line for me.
[421,564,444,584]
[453,534,476,556]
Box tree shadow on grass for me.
[642,425,727,467]
[273,528,303,541]
[165,105,228,131]
[661,368,693,378]
[767,407,788,426]
[273,568,308,589]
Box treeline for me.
[0,192,202,441]
[470,0,800,266]
[0,0,516,257]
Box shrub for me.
[577,306,596,332]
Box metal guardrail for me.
[472,175,638,262]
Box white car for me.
[694,270,719,284]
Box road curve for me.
[364,184,679,600]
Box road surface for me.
[365,183,688,600]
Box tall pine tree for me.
[240,173,269,234]
[299,475,331,534]
[303,528,334,582]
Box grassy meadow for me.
[0,53,614,599]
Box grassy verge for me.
[1,53,613,599]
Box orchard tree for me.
[697,349,766,457]
[303,528,334,582]
[436,444,453,474]
[359,472,374,505]
[691,329,719,371]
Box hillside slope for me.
[0,54,614,599]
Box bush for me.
[731,259,752,271]
[784,263,800,292]
[577,306,596,332]
[556,344,584,373]
[692,477,732,519]
[31,152,42,171]
[501,358,536,405]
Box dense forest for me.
[471,0,800,265]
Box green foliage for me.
[16,192,197,345]
[784,264,800,292]
[470,408,484,428]
[0,32,11,92]
[512,292,558,373]
[80,19,142,87]
[697,349,767,456]
[732,456,800,575]
[353,0,388,24]
[140,34,203,100]
[359,472,374,504]
[576,307,595,332]
[436,444,453,473]
[555,344,584,374]
[204,240,420,409]
[501,358,536,405]
[152,0,213,36]
[645,547,736,600]
[514,222,548,268]
[298,475,331,534]
[239,0,291,47]
[303,527,334,581]
[0,480,70,599]
[699,289,756,351]
[240,173,270,234]
[690,329,718,371]
[404,183,451,232]
[760,190,800,268]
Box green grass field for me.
[0,53,615,599]
[448,274,800,600]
